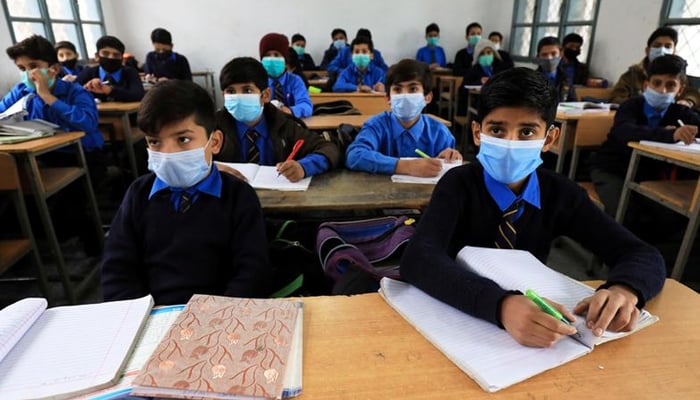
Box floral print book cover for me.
[132,294,303,399]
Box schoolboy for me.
[416,23,447,70]
[332,36,386,93]
[101,80,271,305]
[54,40,83,81]
[610,27,700,108]
[463,39,509,85]
[487,31,514,68]
[143,27,192,81]
[536,36,576,102]
[327,28,388,73]
[345,59,461,176]
[77,35,145,102]
[400,67,665,348]
[591,54,700,217]
[320,28,347,70]
[290,33,317,71]
[214,57,340,182]
[453,22,482,77]
[561,33,589,85]
[259,33,312,118]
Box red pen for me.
[278,139,304,176]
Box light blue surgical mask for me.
[427,37,439,46]
[643,87,675,110]
[478,54,494,67]
[224,93,263,123]
[261,56,286,78]
[538,57,560,73]
[476,134,546,184]
[352,53,371,69]
[333,39,346,50]
[292,45,305,56]
[648,46,673,62]
[21,68,54,91]
[391,93,426,122]
[468,35,482,47]
[147,140,212,188]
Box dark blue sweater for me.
[400,163,666,326]
[101,171,271,305]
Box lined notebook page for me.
[0,298,46,364]
[216,162,311,191]
[391,158,461,184]
[0,295,153,400]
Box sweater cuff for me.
[597,281,645,308]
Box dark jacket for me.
[143,51,192,80]
[76,65,145,102]
[453,47,474,77]
[536,64,576,102]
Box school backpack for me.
[312,100,361,116]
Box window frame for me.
[660,0,700,78]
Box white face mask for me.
[147,139,212,188]
[648,46,673,62]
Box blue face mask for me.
[427,37,439,46]
[352,53,371,69]
[478,54,494,67]
[21,68,54,91]
[468,35,482,47]
[224,93,263,123]
[147,140,211,188]
[643,87,675,110]
[476,134,546,184]
[648,46,673,62]
[261,56,286,78]
[333,39,346,50]
[292,45,305,56]
[391,93,426,122]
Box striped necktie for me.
[178,192,192,213]
[495,201,521,249]
[273,80,285,102]
[245,129,260,163]
[356,71,365,86]
[429,47,436,64]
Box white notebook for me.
[391,158,461,184]
[216,162,312,191]
[0,295,153,400]
[639,139,700,153]
[380,246,659,392]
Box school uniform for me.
[400,162,665,326]
[561,58,589,85]
[452,46,475,77]
[463,60,510,85]
[345,112,456,174]
[58,63,84,78]
[297,53,316,71]
[332,63,385,93]
[416,45,447,67]
[320,45,340,70]
[327,46,388,73]
[536,64,576,102]
[102,164,272,305]
[267,71,313,118]
[214,103,340,176]
[143,51,192,80]
[76,65,145,102]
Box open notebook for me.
[0,295,153,400]
[639,139,700,154]
[379,246,659,392]
[557,101,616,114]
[216,162,311,191]
[391,159,461,184]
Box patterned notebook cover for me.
[132,295,302,400]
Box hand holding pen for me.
[276,139,305,182]
[674,119,698,145]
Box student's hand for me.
[676,99,694,108]
[279,105,293,115]
[573,284,640,337]
[357,85,373,93]
[437,148,462,162]
[144,73,156,83]
[429,63,440,71]
[157,76,169,82]
[501,294,578,348]
[480,76,490,84]
[395,158,442,177]
[84,78,112,95]
[216,163,248,183]
[29,68,57,105]
[373,82,385,92]
[673,125,698,144]
[276,160,305,182]
[62,74,77,83]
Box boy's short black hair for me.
[466,22,482,35]
[426,23,440,35]
[150,28,172,45]
[476,67,558,126]
[356,28,372,40]
[537,36,560,54]
[138,80,215,136]
[219,57,269,92]
[351,36,374,52]
[563,33,583,45]
[488,31,503,41]
[386,59,432,95]
[648,54,687,81]
[54,40,77,54]
[331,28,346,38]
[6,35,58,65]
[291,33,305,43]
[647,26,678,47]
[96,35,125,54]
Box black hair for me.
[219,57,269,92]
[647,26,678,47]
[537,36,560,54]
[648,54,687,81]
[96,35,125,54]
[331,28,347,39]
[150,28,172,45]
[138,80,215,137]
[466,22,482,35]
[54,40,77,54]
[426,23,440,35]
[351,36,374,52]
[488,31,503,41]
[563,33,583,46]
[476,67,558,126]
[291,33,305,44]
[385,59,432,95]
[356,28,372,40]
[6,35,58,65]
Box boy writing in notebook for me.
[332,36,385,93]
[143,27,192,81]
[214,57,340,182]
[345,59,461,176]
[259,33,312,118]
[101,80,271,305]
[400,67,665,348]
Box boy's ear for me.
[676,84,686,99]
[471,121,482,146]
[209,129,224,155]
[541,125,560,153]
[642,80,648,91]
[424,90,433,105]
[261,87,272,103]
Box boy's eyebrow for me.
[484,120,543,128]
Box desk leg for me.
[555,120,572,175]
[568,146,581,180]
[121,113,139,180]
[615,149,640,223]
[671,202,700,280]
[75,141,104,253]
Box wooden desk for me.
[97,101,142,179]
[256,169,435,212]
[435,75,462,122]
[616,142,700,279]
[0,132,103,304]
[553,110,616,178]
[299,279,700,399]
[302,113,451,130]
[310,92,389,115]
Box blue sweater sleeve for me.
[298,153,330,177]
[345,117,399,174]
[332,67,358,92]
[0,84,26,113]
[49,85,99,134]
[287,74,312,118]
[373,49,389,72]
[109,68,145,102]
[327,47,348,73]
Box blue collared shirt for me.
[642,100,669,129]
[416,45,447,67]
[345,112,456,174]
[332,63,386,93]
[327,46,389,73]
[544,70,557,86]
[0,79,103,151]
[99,66,123,83]
[480,64,494,77]
[149,163,223,211]
[483,168,541,221]
[563,63,576,85]
[267,72,312,118]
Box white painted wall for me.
[0,12,17,94]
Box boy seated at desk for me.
[101,80,271,305]
[214,57,340,182]
[487,31,515,68]
[259,33,312,118]
[416,22,447,71]
[77,35,145,102]
[54,40,84,82]
[453,22,483,77]
[400,67,666,348]
[345,59,461,176]
[143,27,192,82]
[458,38,511,115]
[320,28,347,70]
[332,36,386,93]
[290,33,317,71]
[327,28,388,74]
[535,36,576,102]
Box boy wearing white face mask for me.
[535,36,576,102]
[332,36,386,93]
[345,59,461,177]
[401,67,665,348]
[102,80,271,305]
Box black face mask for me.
[155,50,172,61]
[99,57,122,73]
[60,59,78,70]
[564,48,581,60]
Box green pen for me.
[525,289,572,325]
[414,149,431,159]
